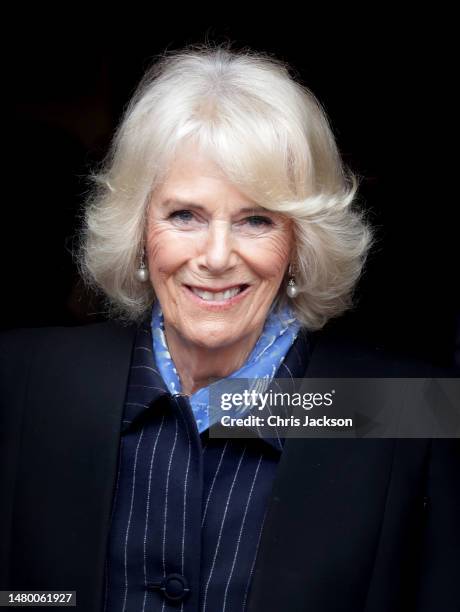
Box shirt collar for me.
[151,299,301,432]
[121,325,170,434]
[122,313,311,451]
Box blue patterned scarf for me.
[151,299,300,433]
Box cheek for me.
[245,234,292,279]
[146,224,195,274]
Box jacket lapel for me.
[247,437,396,611]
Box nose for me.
[199,220,237,273]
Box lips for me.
[185,284,249,302]
[183,283,251,307]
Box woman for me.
[1,44,458,612]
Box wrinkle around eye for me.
[232,216,279,237]
[244,216,274,227]
[167,209,206,228]
[168,210,194,222]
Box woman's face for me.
[146,146,293,353]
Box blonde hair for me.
[78,42,372,330]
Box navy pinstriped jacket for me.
[103,322,310,611]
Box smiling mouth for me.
[185,284,249,302]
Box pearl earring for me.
[286,263,298,298]
[135,248,149,282]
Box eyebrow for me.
[161,198,269,215]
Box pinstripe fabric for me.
[104,323,310,612]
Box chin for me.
[190,334,236,351]
[182,326,241,351]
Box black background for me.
[4,12,458,367]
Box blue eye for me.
[246,215,273,227]
[169,210,194,222]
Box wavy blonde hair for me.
[78,42,372,330]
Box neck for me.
[163,324,263,395]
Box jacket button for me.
[148,573,190,602]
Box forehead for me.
[163,143,226,183]
[153,145,259,211]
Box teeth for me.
[191,286,243,301]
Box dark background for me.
[3,14,458,368]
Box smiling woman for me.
[1,42,458,612]
[145,144,295,392]
[79,43,369,334]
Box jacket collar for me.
[121,322,312,452]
